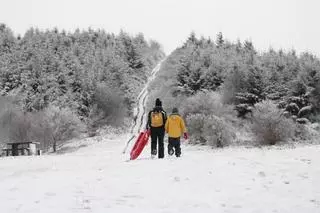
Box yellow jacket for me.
[165,113,187,138]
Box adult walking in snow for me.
[165,107,188,157]
[146,98,167,158]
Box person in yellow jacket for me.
[165,107,188,157]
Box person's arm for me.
[146,111,151,129]
[180,117,188,139]
[162,111,167,127]
[180,117,187,133]
[165,118,169,133]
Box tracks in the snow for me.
[123,60,164,153]
[131,61,163,135]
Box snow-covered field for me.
[1,134,320,213]
[1,61,319,212]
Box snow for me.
[1,135,320,213]
[131,60,163,135]
[1,60,319,212]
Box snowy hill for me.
[1,134,320,213]
[1,56,320,213]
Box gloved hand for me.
[183,132,188,140]
[146,128,151,135]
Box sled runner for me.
[130,130,150,160]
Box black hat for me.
[172,107,178,113]
[155,98,162,107]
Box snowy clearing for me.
[1,134,320,213]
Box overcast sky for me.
[1,0,319,55]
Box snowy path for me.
[130,61,163,135]
[124,60,163,153]
[1,136,320,213]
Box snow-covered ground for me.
[1,61,319,212]
[1,134,320,213]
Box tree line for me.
[172,32,319,121]
[0,23,164,151]
[148,32,320,146]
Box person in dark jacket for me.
[146,98,167,158]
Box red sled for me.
[130,130,150,160]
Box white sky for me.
[1,0,319,55]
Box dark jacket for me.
[146,106,167,129]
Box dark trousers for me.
[150,127,165,158]
[168,137,181,157]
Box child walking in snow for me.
[165,108,188,157]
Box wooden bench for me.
[18,148,31,155]
[3,142,41,156]
[2,148,31,156]
[2,148,11,157]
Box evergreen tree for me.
[0,25,164,123]
[215,32,224,48]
